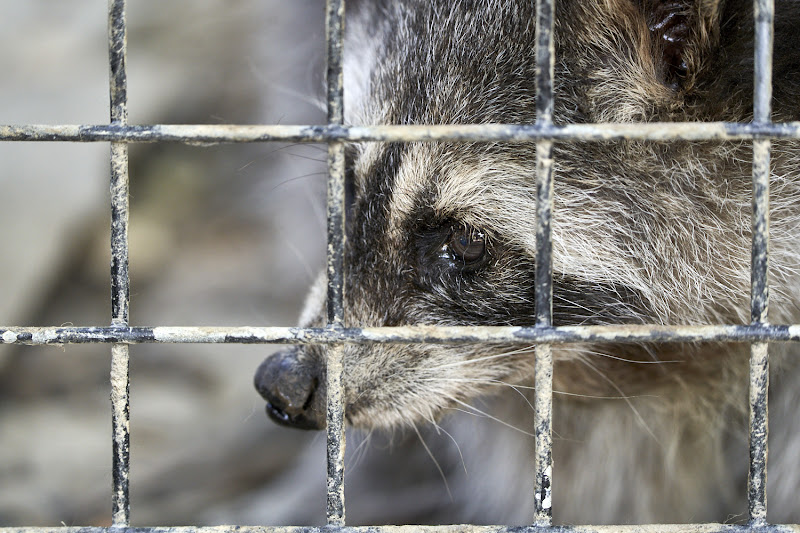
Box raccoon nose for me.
[254,348,326,430]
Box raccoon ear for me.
[638,0,724,90]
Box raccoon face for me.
[253,137,741,431]
[255,0,800,431]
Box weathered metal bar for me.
[533,140,554,524]
[748,342,770,524]
[0,522,798,533]
[753,0,774,127]
[110,344,130,527]
[747,0,774,524]
[532,342,553,524]
[3,323,800,346]
[326,145,346,325]
[325,343,346,525]
[108,0,131,526]
[109,0,129,326]
[3,122,800,144]
[324,0,346,526]
[533,0,556,524]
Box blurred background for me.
[0,1,541,528]
[0,0,328,526]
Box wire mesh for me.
[0,0,797,531]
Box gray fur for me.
[256,0,800,524]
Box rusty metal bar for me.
[324,0,346,525]
[3,323,800,346]
[533,0,556,525]
[3,121,800,144]
[747,0,774,524]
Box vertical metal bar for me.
[534,0,555,526]
[108,0,131,527]
[110,343,131,527]
[325,0,347,526]
[748,0,773,525]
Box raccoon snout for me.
[254,348,326,430]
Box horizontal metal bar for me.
[2,122,800,144]
[1,523,798,533]
[2,323,800,346]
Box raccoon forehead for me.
[377,143,540,247]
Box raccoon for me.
[255,0,800,524]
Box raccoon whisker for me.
[553,293,605,323]
[434,381,568,440]
[247,58,326,111]
[585,349,680,365]
[559,344,681,365]
[237,143,304,171]
[445,406,484,418]
[424,376,658,401]
[284,151,328,164]
[301,144,329,153]
[411,421,453,501]
[283,238,316,282]
[445,396,535,438]
[553,390,661,401]
[552,291,648,326]
[241,143,328,179]
[347,428,374,471]
[427,344,537,371]
[421,377,536,414]
[424,414,468,476]
[271,171,329,188]
[579,358,662,447]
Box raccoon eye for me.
[446,225,486,264]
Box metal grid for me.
[1,0,799,531]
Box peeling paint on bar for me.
[0,523,799,533]
[747,0,774,524]
[153,327,227,343]
[533,344,554,525]
[324,0,347,525]
[110,344,131,527]
[326,345,346,525]
[3,121,800,144]
[2,324,800,346]
[748,342,770,524]
[108,0,131,526]
[533,0,556,524]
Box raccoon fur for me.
[255,0,800,524]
